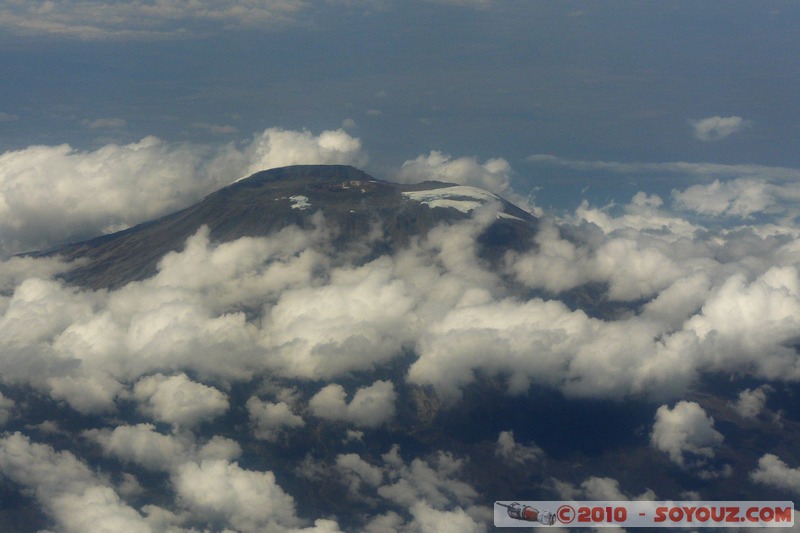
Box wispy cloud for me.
[0,0,309,40]
[527,154,800,181]
[84,117,127,129]
[527,154,800,219]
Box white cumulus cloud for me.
[173,458,304,532]
[133,373,229,429]
[731,386,770,419]
[247,396,305,441]
[84,423,241,472]
[237,128,367,180]
[309,380,397,428]
[495,430,541,464]
[0,127,365,257]
[750,454,800,495]
[0,432,154,533]
[650,401,724,468]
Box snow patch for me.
[289,195,311,210]
[497,212,524,222]
[402,186,501,214]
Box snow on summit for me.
[401,185,502,213]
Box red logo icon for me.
[557,505,576,524]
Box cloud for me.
[406,501,488,533]
[2,428,334,532]
[84,117,127,129]
[4,134,800,530]
[684,267,800,381]
[672,178,800,218]
[552,475,656,501]
[505,217,688,300]
[495,430,541,463]
[526,154,800,182]
[1,137,800,533]
[335,453,384,497]
[650,401,724,468]
[396,151,532,212]
[324,444,489,529]
[0,127,365,256]
[237,128,367,181]
[377,446,479,510]
[750,454,800,495]
[407,294,664,400]
[0,0,310,40]
[173,458,304,532]
[731,386,770,419]
[0,136,212,255]
[261,257,417,379]
[0,221,332,412]
[133,373,229,429]
[4,175,800,419]
[246,396,305,441]
[691,116,750,141]
[150,223,326,310]
[527,155,800,219]
[0,432,154,533]
[363,512,405,532]
[528,154,800,220]
[84,423,193,471]
[286,519,346,533]
[84,423,241,472]
[309,380,397,428]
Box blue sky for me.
[1,1,799,211]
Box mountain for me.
[42,164,537,289]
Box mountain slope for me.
[41,165,537,289]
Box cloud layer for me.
[3,150,800,410]
[1,130,800,529]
